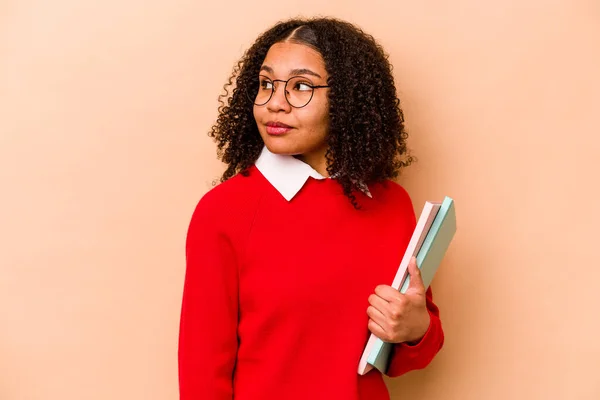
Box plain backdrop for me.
[1,0,599,399]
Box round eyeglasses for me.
[246,75,330,108]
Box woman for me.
[178,17,444,400]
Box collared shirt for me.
[255,146,372,201]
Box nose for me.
[266,81,291,112]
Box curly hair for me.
[209,17,414,207]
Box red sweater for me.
[178,166,444,400]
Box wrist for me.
[406,311,431,345]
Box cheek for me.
[303,107,329,136]
[253,106,269,133]
[296,96,329,131]
[316,97,330,126]
[252,105,260,122]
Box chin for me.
[262,137,302,156]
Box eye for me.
[259,78,273,90]
[293,81,313,91]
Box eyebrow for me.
[260,65,323,79]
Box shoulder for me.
[368,180,417,232]
[188,166,267,230]
[370,179,414,210]
[198,168,262,208]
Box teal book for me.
[357,196,457,375]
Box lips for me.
[265,121,293,136]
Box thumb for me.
[407,256,425,293]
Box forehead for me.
[261,42,326,77]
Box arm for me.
[178,199,239,399]
[385,287,444,377]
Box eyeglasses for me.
[246,75,330,108]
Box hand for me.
[367,257,431,344]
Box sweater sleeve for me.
[178,198,239,399]
[385,287,444,377]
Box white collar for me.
[255,146,372,201]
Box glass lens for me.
[255,76,274,105]
[246,75,272,105]
[285,77,314,108]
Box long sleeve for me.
[178,199,239,399]
[385,287,444,377]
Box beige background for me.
[1,0,599,399]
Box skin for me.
[254,42,431,343]
[253,41,331,176]
[367,257,431,344]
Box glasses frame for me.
[247,74,330,109]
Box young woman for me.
[178,17,444,400]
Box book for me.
[357,196,457,375]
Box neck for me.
[295,148,329,177]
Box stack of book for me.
[358,196,457,375]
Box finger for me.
[374,284,402,303]
[407,256,426,293]
[366,305,387,327]
[368,293,393,317]
[367,318,389,341]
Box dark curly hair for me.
[209,17,414,207]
